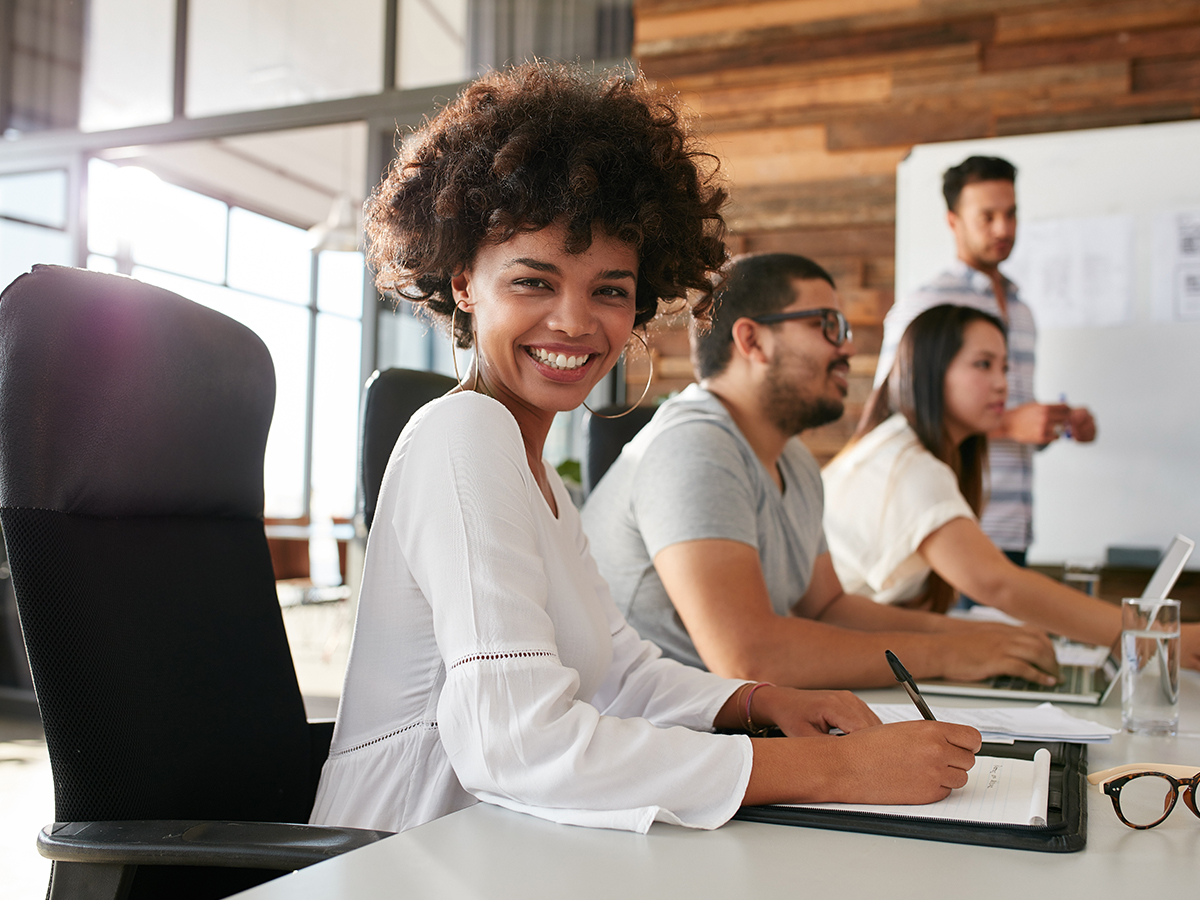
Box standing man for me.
[581,253,1058,689]
[875,156,1096,566]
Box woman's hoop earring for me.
[450,305,482,393]
[450,305,464,384]
[585,330,653,420]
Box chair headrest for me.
[0,266,275,517]
[360,367,457,530]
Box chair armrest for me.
[38,820,392,870]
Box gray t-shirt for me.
[581,384,828,671]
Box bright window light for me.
[0,221,72,291]
[312,312,363,520]
[0,170,68,228]
[228,207,311,305]
[316,250,365,317]
[87,159,228,283]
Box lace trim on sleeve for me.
[449,649,558,670]
[329,720,439,757]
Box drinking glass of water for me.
[1121,598,1181,735]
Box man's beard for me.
[762,352,846,436]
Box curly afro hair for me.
[365,61,728,348]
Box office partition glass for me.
[186,0,386,117]
[79,0,175,131]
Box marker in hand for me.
[1059,393,1072,439]
[885,650,937,721]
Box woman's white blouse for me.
[821,413,976,605]
[310,392,752,835]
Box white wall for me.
[895,119,1200,567]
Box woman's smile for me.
[451,220,639,422]
[525,344,599,379]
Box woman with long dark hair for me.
[309,64,981,836]
[824,304,1200,664]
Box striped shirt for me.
[874,261,1036,551]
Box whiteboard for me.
[895,119,1200,568]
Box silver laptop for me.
[916,534,1195,705]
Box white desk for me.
[236,673,1200,900]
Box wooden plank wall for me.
[628,0,1200,462]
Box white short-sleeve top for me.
[821,413,976,605]
[310,392,752,835]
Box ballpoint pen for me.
[885,650,938,721]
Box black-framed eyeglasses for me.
[1089,763,1200,829]
[749,308,852,348]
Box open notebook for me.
[736,742,1086,852]
[781,749,1052,827]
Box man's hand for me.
[1067,406,1096,442]
[932,629,1060,686]
[1182,624,1200,672]
[993,402,1096,444]
[993,402,1071,444]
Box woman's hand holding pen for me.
[736,652,981,808]
[728,680,982,807]
[739,719,982,807]
[810,721,983,804]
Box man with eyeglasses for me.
[581,253,1058,690]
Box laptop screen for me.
[1140,534,1195,600]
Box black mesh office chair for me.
[359,367,457,531]
[581,405,657,496]
[0,266,389,900]
[0,518,37,718]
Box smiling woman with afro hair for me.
[311,60,982,839]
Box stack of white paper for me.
[870,702,1118,743]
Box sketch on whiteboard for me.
[1151,210,1200,323]
[1179,215,1200,256]
[1178,267,1200,319]
[1001,214,1134,328]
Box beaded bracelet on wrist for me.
[742,681,775,737]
